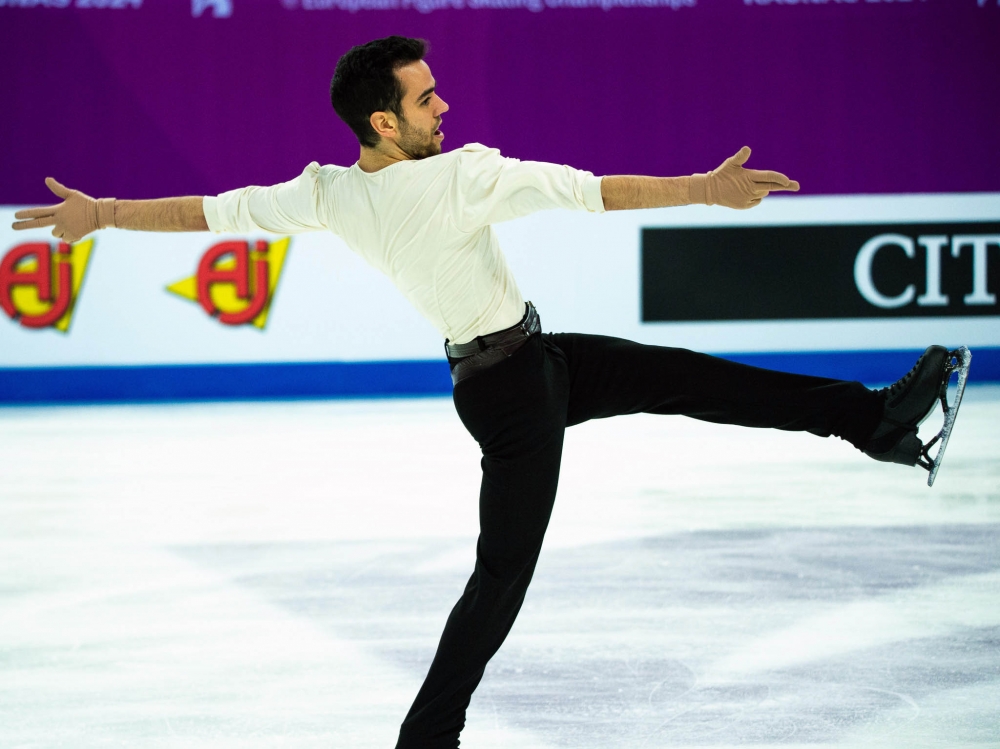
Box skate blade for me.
[919,346,972,487]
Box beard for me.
[397,115,442,160]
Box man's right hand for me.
[12,180,210,236]
[12,178,116,243]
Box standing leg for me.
[549,333,883,447]
[395,335,569,749]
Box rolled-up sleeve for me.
[453,144,605,231]
[203,162,328,234]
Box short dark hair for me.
[330,36,429,149]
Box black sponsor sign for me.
[641,222,1000,322]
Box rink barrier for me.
[1,347,998,405]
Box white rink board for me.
[1,192,998,368]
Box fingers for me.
[749,170,800,192]
[12,203,59,231]
[12,216,57,231]
[14,205,59,220]
[725,153,801,194]
[728,146,751,166]
[45,177,73,199]
[750,181,800,194]
[749,169,791,187]
[751,182,789,194]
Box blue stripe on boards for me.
[1,348,997,405]
[0,360,454,405]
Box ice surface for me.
[1,387,998,748]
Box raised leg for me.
[548,333,884,448]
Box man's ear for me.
[369,110,398,142]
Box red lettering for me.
[196,240,270,326]
[0,242,73,328]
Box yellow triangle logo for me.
[167,237,289,330]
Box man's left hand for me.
[691,147,800,209]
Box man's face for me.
[393,60,449,159]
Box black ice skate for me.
[863,345,972,486]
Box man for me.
[12,35,964,749]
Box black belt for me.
[445,302,541,385]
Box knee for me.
[475,543,541,592]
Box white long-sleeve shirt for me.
[203,143,606,344]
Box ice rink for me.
[2,386,998,748]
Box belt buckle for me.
[519,302,534,336]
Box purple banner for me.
[2,0,998,204]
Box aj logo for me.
[167,238,289,329]
[0,240,93,332]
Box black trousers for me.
[395,332,884,748]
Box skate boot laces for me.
[863,346,949,466]
[878,346,949,427]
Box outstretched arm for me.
[116,197,208,232]
[601,146,800,211]
[12,178,208,243]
